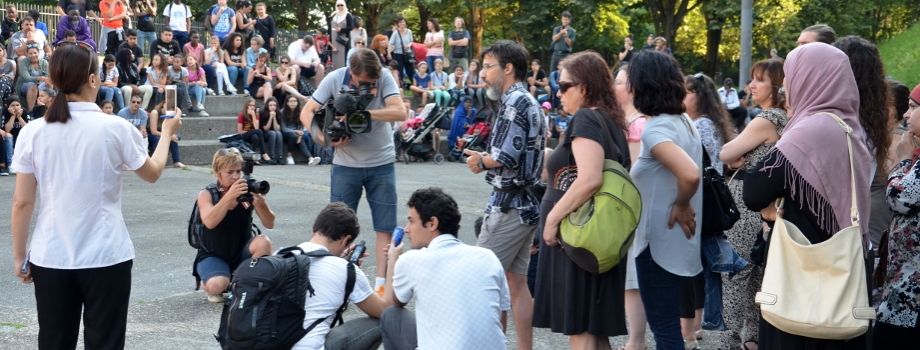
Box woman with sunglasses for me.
[194,146,275,303]
[718,59,786,350]
[16,41,49,111]
[533,51,630,349]
[345,38,366,68]
[12,42,182,348]
[629,49,703,349]
[273,56,307,102]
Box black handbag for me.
[336,33,349,46]
[700,144,741,235]
[397,31,416,64]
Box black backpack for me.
[216,246,356,350]
[188,184,221,250]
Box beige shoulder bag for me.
[754,113,875,340]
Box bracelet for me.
[477,157,486,170]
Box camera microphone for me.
[333,93,359,116]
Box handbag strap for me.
[775,113,858,225]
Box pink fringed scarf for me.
[761,43,872,253]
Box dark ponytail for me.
[46,44,98,124]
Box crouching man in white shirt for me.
[382,187,512,350]
[292,202,399,350]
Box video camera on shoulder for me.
[238,152,270,203]
[310,82,376,147]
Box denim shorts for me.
[196,237,255,284]
[330,163,398,233]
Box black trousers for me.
[241,129,267,155]
[31,260,133,350]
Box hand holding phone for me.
[348,240,367,265]
[392,227,405,246]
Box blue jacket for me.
[448,97,476,146]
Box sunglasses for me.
[130,100,142,104]
[558,81,580,94]
[280,61,289,64]
[57,40,95,51]
[336,4,343,7]
[218,147,241,155]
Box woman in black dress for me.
[532,51,629,348]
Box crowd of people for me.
[5,3,920,350]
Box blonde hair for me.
[212,149,243,174]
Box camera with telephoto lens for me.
[237,153,270,203]
[310,83,376,147]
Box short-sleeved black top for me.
[546,109,629,198]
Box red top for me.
[237,112,258,131]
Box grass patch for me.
[879,23,920,88]
[0,322,26,330]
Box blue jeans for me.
[173,30,189,49]
[147,134,181,163]
[325,317,382,350]
[426,55,444,71]
[635,247,684,350]
[201,64,217,90]
[137,30,157,57]
[99,86,125,110]
[226,66,250,91]
[4,136,12,164]
[187,83,207,106]
[330,163,397,232]
[700,233,747,331]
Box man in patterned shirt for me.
[462,40,545,350]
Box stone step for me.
[177,117,238,141]
[201,95,258,117]
[176,140,225,165]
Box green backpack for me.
[558,154,642,274]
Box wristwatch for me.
[477,157,486,171]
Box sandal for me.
[615,346,648,350]
[743,341,758,350]
[695,329,703,340]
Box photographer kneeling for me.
[300,48,406,296]
[194,148,275,302]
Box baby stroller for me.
[448,106,493,162]
[395,104,454,164]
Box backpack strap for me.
[294,249,357,332]
[331,263,356,328]
[205,183,221,204]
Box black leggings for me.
[241,129,267,155]
[393,53,416,83]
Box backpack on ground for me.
[216,246,356,350]
[188,184,221,250]
[304,132,334,164]
[558,111,642,274]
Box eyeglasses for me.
[336,4,343,7]
[130,100,142,104]
[558,81,580,94]
[693,72,704,79]
[218,147,241,155]
[482,63,499,70]
[280,61,289,64]
[355,42,365,45]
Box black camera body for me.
[238,152,270,203]
[310,82,376,147]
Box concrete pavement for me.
[0,160,718,349]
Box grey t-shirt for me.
[389,29,414,55]
[550,26,576,52]
[117,107,149,129]
[629,113,703,277]
[310,67,400,168]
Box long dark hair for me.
[832,36,891,176]
[558,51,626,130]
[685,73,733,144]
[47,43,98,123]
[223,32,244,54]
[239,97,256,123]
[281,95,302,127]
[259,97,279,121]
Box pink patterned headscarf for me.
[764,42,871,251]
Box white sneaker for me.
[196,103,205,111]
[218,90,226,96]
[243,89,250,96]
[207,88,215,95]
[199,110,209,117]
[9,165,15,174]
[308,157,321,166]
[227,86,238,93]
[207,293,225,303]
[285,156,294,165]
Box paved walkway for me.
[0,161,719,349]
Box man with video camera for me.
[193,148,275,303]
[300,48,405,296]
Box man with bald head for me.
[797,24,835,46]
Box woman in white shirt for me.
[11,42,183,348]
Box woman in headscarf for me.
[328,0,353,70]
[742,42,872,349]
